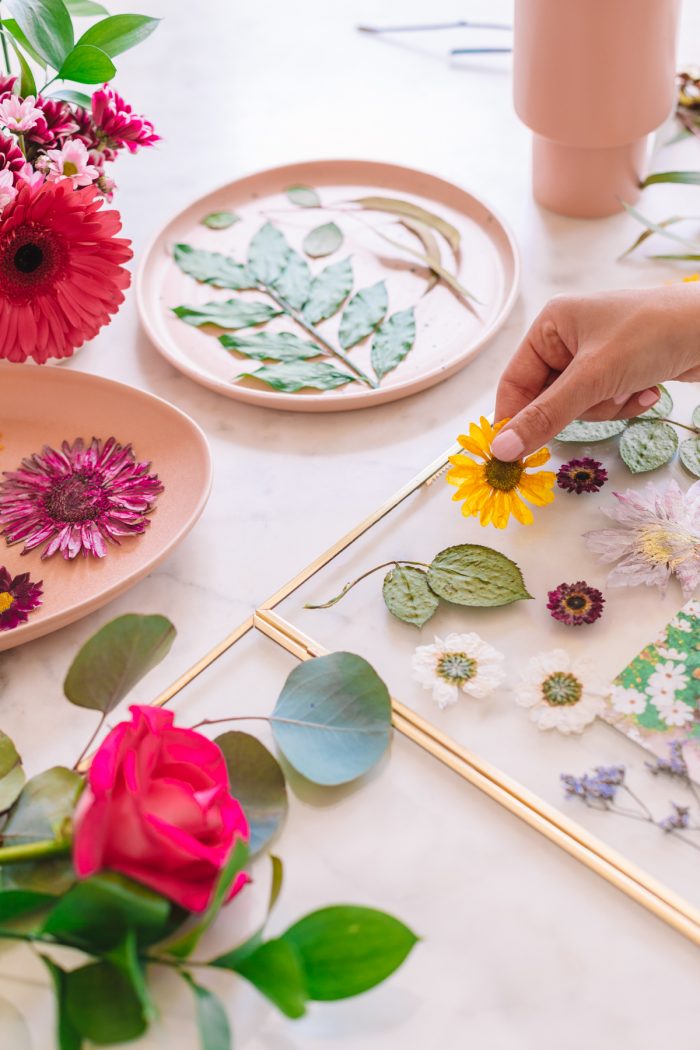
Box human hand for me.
[491,285,700,461]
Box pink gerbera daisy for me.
[0,179,132,363]
[91,84,159,153]
[0,565,42,629]
[0,437,164,560]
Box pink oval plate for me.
[0,367,211,650]
[137,159,519,412]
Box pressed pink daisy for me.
[0,179,132,363]
[0,565,42,629]
[27,97,78,149]
[91,84,159,153]
[0,437,164,560]
[557,457,608,495]
[547,581,605,626]
[0,94,42,134]
[45,139,99,187]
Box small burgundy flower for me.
[0,437,163,560]
[556,457,608,494]
[547,581,605,626]
[0,565,42,630]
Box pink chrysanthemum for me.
[0,565,42,630]
[45,139,99,187]
[0,74,17,99]
[557,457,608,494]
[27,97,78,149]
[0,179,132,363]
[91,84,159,153]
[547,581,605,626]
[0,132,24,177]
[0,437,164,560]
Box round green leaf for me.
[619,420,678,473]
[382,565,438,627]
[281,905,418,1000]
[0,731,24,812]
[427,544,532,607]
[214,731,288,855]
[286,184,320,208]
[303,222,343,258]
[200,210,240,230]
[680,436,700,477]
[65,961,146,1044]
[76,14,160,57]
[271,652,391,786]
[638,383,673,420]
[58,44,116,84]
[555,419,627,442]
[692,405,700,431]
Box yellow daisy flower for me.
[447,417,556,529]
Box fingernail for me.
[491,429,524,462]
[639,388,659,407]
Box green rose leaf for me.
[39,958,82,1050]
[209,855,284,972]
[247,222,290,285]
[692,405,700,431]
[63,613,176,714]
[556,419,628,442]
[214,732,288,855]
[382,565,438,628]
[679,436,700,477]
[107,929,154,1024]
[281,905,418,1000]
[0,731,25,812]
[302,257,353,324]
[76,14,160,57]
[64,960,147,1044]
[286,184,320,208]
[172,244,253,289]
[639,383,673,419]
[173,300,281,329]
[270,652,391,786]
[219,331,322,362]
[272,249,312,310]
[371,307,416,381]
[0,889,56,925]
[200,210,240,230]
[237,361,356,392]
[303,222,343,258]
[58,43,116,84]
[166,838,249,959]
[427,544,532,607]
[7,0,74,71]
[354,196,461,254]
[619,420,678,473]
[65,0,108,14]
[232,938,308,1019]
[181,973,231,1050]
[339,281,388,349]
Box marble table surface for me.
[3,0,700,1046]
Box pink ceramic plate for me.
[137,159,519,412]
[0,367,211,651]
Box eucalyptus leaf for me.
[555,419,628,442]
[302,257,353,324]
[401,216,441,292]
[642,170,700,187]
[237,361,355,392]
[427,544,532,607]
[2,767,81,844]
[371,307,416,381]
[0,731,24,812]
[270,652,391,786]
[215,732,288,855]
[57,43,115,83]
[619,420,678,473]
[41,958,82,1050]
[338,281,388,349]
[620,201,700,252]
[680,436,700,477]
[173,244,253,289]
[201,211,240,230]
[182,974,231,1050]
[232,938,308,1019]
[65,0,107,13]
[354,196,460,254]
[173,300,281,329]
[219,331,322,362]
[76,13,160,57]
[65,961,146,1044]
[63,614,176,714]
[382,565,438,628]
[303,222,343,258]
[619,214,687,258]
[286,184,320,208]
[281,905,418,1000]
[639,383,672,419]
[6,0,74,71]
[272,249,312,310]
[247,222,290,285]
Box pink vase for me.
[513,0,680,218]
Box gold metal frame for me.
[152,447,700,948]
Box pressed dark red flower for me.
[0,565,42,630]
[547,581,605,626]
[557,457,608,494]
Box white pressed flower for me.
[516,649,607,734]
[647,661,689,695]
[411,632,506,709]
[609,685,647,715]
[671,616,693,633]
[656,646,686,661]
[659,699,694,727]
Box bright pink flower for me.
[0,132,24,177]
[73,706,250,913]
[0,179,132,363]
[0,74,17,99]
[45,139,99,187]
[17,161,44,188]
[0,170,16,211]
[91,84,159,153]
[0,94,42,133]
[27,97,78,148]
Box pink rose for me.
[73,705,249,912]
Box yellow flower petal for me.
[508,492,534,525]
[523,447,551,468]
[519,471,556,505]
[457,435,488,459]
[467,422,492,457]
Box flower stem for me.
[658,417,700,435]
[73,713,106,771]
[0,837,70,865]
[304,559,431,609]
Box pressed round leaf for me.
[214,731,288,854]
[556,419,627,442]
[303,222,343,258]
[427,544,531,607]
[692,405,700,431]
[0,731,24,810]
[619,421,678,473]
[286,184,321,208]
[680,436,700,477]
[382,565,438,627]
[199,211,241,230]
[638,383,673,420]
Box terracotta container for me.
[513,0,680,218]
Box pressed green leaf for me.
[427,544,532,607]
[215,731,288,855]
[247,222,290,285]
[173,300,281,329]
[642,170,700,187]
[650,253,700,260]
[382,565,438,628]
[0,888,55,924]
[619,214,688,258]
[303,222,343,258]
[166,838,249,958]
[619,420,678,473]
[555,419,628,442]
[39,958,82,1050]
[2,17,46,64]
[272,249,312,310]
[281,905,418,1000]
[172,244,253,289]
[680,436,700,477]
[371,307,416,381]
[354,196,460,254]
[692,404,700,431]
[65,0,108,14]
[0,730,24,812]
[639,383,672,419]
[7,0,74,70]
[182,973,231,1050]
[237,361,355,392]
[58,43,115,83]
[271,652,391,786]
[201,210,240,230]
[286,184,320,208]
[65,961,146,1044]
[302,257,353,324]
[620,201,700,252]
[63,613,176,714]
[76,13,159,57]
[47,87,91,106]
[233,938,308,1019]
[219,331,322,362]
[339,281,388,349]
[401,216,441,292]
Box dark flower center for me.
[14,243,43,274]
[564,594,588,611]
[542,671,582,706]
[573,470,593,482]
[44,473,104,522]
[437,652,477,684]
[485,457,523,492]
[0,220,67,301]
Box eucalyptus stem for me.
[0,837,70,865]
[73,713,106,771]
[304,559,431,610]
[658,417,700,435]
